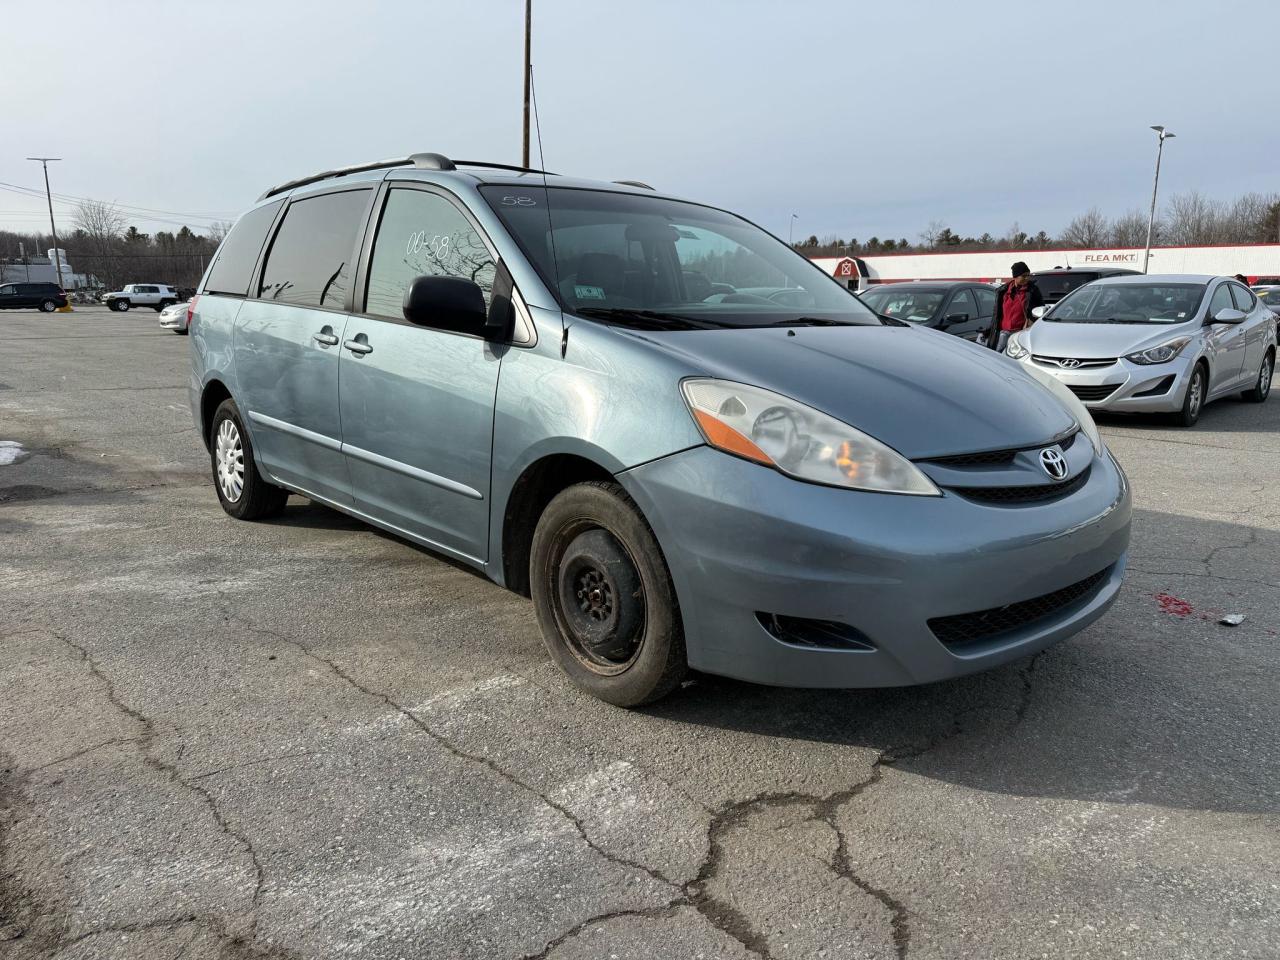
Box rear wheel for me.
[210,399,288,520]
[1175,363,1206,427]
[39,299,56,312]
[530,481,686,706]
[1242,349,1273,403]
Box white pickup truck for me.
[103,284,178,312]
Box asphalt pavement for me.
[2,306,1277,959]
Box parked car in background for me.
[1006,274,1275,426]
[104,284,179,312]
[158,300,190,334]
[190,150,1130,706]
[857,281,995,341]
[0,281,68,312]
[1032,267,1141,305]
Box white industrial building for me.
[0,248,94,289]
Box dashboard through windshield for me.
[1045,282,1207,324]
[481,186,881,330]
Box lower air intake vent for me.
[928,567,1111,649]
[1067,384,1118,402]
[758,613,875,651]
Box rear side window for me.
[364,188,496,319]
[258,190,370,309]
[204,201,282,297]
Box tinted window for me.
[0,285,17,295]
[258,190,369,309]
[860,287,945,322]
[365,188,496,319]
[974,286,996,317]
[1229,284,1255,311]
[204,200,282,297]
[1033,272,1099,302]
[946,289,978,320]
[1207,284,1234,318]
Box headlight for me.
[1021,364,1103,456]
[1005,332,1029,360]
[1125,336,1191,365]
[680,379,940,495]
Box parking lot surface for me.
[2,307,1277,960]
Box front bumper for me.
[619,444,1130,688]
[1018,353,1193,412]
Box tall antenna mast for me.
[522,0,532,167]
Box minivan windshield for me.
[1045,282,1206,324]
[481,186,882,329]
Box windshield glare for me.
[1046,282,1206,324]
[859,288,945,322]
[480,186,881,329]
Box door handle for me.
[313,332,339,346]
[343,338,373,355]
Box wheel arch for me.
[199,379,233,451]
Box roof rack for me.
[613,180,655,190]
[257,153,558,201]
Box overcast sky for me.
[3,0,1277,244]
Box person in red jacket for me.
[986,261,1044,352]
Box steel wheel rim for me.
[215,419,245,503]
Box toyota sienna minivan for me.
[189,152,1131,706]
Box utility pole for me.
[27,157,66,290]
[522,0,532,168]
[1142,126,1174,275]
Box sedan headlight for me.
[680,379,940,495]
[1004,332,1029,359]
[1020,364,1103,456]
[1125,336,1191,365]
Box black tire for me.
[530,481,686,707]
[39,299,57,312]
[1241,349,1273,403]
[209,399,288,521]
[116,300,130,312]
[1174,363,1206,427]
[174,327,189,336]
[157,299,175,311]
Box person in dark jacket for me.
[986,261,1044,351]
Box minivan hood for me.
[623,325,1076,459]
[1025,320,1192,359]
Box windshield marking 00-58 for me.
[480,185,882,331]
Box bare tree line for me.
[795,190,1280,258]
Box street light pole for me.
[1142,126,1174,274]
[26,157,66,291]
[788,213,798,246]
[521,0,532,168]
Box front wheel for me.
[115,300,130,312]
[1175,364,1206,427]
[1242,350,1273,403]
[209,399,288,520]
[530,481,686,707]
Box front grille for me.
[1067,384,1118,402]
[929,567,1111,649]
[949,466,1091,505]
[925,429,1078,468]
[1033,355,1117,369]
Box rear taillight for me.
[186,295,199,328]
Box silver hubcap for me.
[215,419,245,502]
[1189,374,1203,416]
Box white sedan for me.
[158,301,190,334]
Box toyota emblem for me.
[1039,448,1069,481]
[1057,358,1082,368]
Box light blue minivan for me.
[190,152,1131,705]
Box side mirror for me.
[1210,307,1247,325]
[1031,305,1047,319]
[403,275,496,338]
[941,312,970,326]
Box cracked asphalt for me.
[2,307,1277,959]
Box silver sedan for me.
[158,301,190,334]
[1005,274,1276,426]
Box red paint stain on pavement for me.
[1155,593,1194,617]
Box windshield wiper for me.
[574,307,726,330]
[766,316,857,327]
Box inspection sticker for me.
[574,285,606,300]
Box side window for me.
[364,189,496,320]
[0,286,14,296]
[1207,283,1234,318]
[258,190,370,309]
[974,287,996,318]
[946,288,978,320]
[204,200,283,297]
[1230,284,1255,311]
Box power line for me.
[0,180,238,222]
